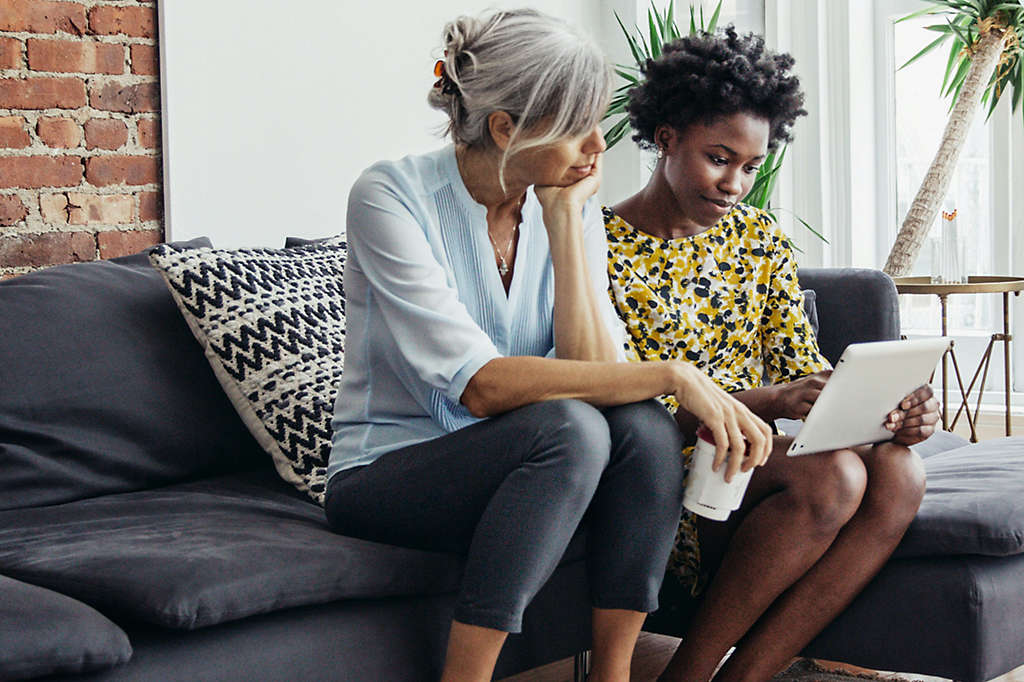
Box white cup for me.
[683,425,754,521]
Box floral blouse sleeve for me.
[759,226,832,384]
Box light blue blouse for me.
[328,145,624,478]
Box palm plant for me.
[604,1,823,242]
[883,0,1023,277]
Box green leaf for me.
[649,8,663,57]
[896,5,944,23]
[615,12,646,67]
[941,36,964,91]
[899,33,951,70]
[613,67,640,83]
[945,16,972,46]
[603,116,632,149]
[943,51,971,98]
[665,0,679,41]
[707,0,722,33]
[605,97,630,117]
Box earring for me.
[657,146,665,159]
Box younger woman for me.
[606,28,940,681]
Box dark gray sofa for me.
[0,240,592,681]
[1,249,1022,681]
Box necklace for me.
[488,225,516,276]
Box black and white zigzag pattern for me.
[149,238,347,505]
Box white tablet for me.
[786,338,949,456]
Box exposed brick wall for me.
[0,0,162,278]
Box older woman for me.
[605,28,939,681]
[324,10,771,682]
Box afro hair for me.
[627,26,806,152]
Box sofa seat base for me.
[71,556,591,682]
[0,469,464,631]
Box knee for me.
[797,450,867,535]
[864,443,927,531]
[525,399,611,486]
[604,400,684,493]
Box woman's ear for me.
[654,125,677,154]
[487,111,517,151]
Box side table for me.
[893,276,1024,441]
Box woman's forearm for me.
[461,356,679,417]
[544,205,618,362]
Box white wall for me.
[159,0,605,248]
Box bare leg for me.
[440,621,508,682]
[659,437,868,682]
[712,442,925,681]
[589,608,648,682]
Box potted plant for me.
[883,0,1023,277]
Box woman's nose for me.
[583,126,606,154]
[718,168,742,196]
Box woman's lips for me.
[703,196,732,210]
[571,164,593,175]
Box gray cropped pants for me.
[324,398,684,633]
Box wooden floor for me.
[499,632,1024,682]
[502,414,1024,682]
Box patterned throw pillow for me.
[149,238,347,505]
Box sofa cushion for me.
[0,239,265,512]
[0,574,132,680]
[801,289,819,338]
[149,239,347,505]
[0,470,462,630]
[895,436,1024,558]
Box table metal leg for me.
[1004,292,1012,436]
[940,294,948,429]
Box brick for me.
[0,77,87,109]
[90,80,159,113]
[86,155,159,186]
[72,193,134,224]
[136,117,159,148]
[0,231,95,268]
[88,6,155,38]
[36,117,82,148]
[84,118,128,150]
[98,228,161,259]
[0,195,28,226]
[130,44,157,76]
[0,116,30,149]
[39,193,69,223]
[0,38,23,70]
[139,190,162,222]
[0,156,83,189]
[27,39,123,75]
[0,0,87,36]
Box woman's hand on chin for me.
[670,361,774,482]
[534,154,602,218]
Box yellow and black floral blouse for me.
[604,203,830,591]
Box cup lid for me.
[696,424,715,444]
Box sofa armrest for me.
[796,267,900,367]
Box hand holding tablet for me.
[786,338,950,456]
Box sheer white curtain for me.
[765,0,1024,394]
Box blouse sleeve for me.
[346,168,501,402]
[759,222,832,384]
